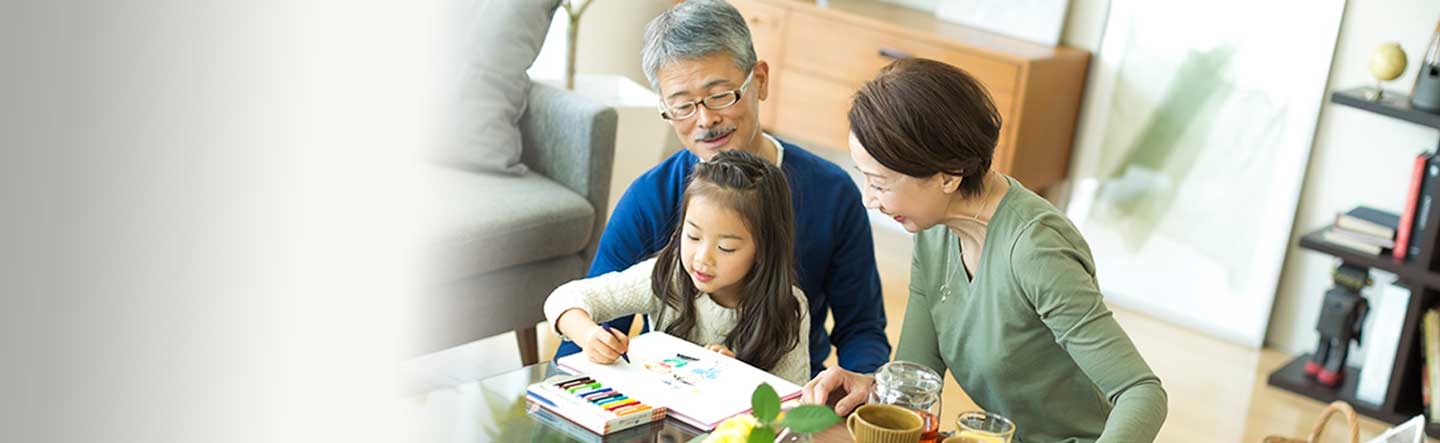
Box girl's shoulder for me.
[603,256,659,281]
[789,285,809,308]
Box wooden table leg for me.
[517,326,540,366]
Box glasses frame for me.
[657,70,755,121]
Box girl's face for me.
[848,132,954,233]
[679,195,757,299]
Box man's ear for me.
[754,60,770,101]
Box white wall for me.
[1059,0,1440,356]
[1268,0,1440,354]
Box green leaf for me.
[780,405,842,434]
[747,426,777,443]
[751,383,781,423]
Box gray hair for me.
[641,0,758,91]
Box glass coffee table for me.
[419,363,853,443]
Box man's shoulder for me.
[635,149,699,184]
[621,149,697,199]
[774,137,854,188]
[610,150,695,221]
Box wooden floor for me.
[522,225,1433,442]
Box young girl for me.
[543,150,810,385]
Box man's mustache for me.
[694,127,736,142]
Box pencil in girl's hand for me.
[603,325,631,363]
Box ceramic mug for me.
[846,404,923,443]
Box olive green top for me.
[896,175,1167,443]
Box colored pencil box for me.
[525,374,668,435]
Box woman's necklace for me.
[940,173,995,302]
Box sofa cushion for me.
[421,166,594,282]
[425,0,561,175]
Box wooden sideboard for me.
[729,0,1089,190]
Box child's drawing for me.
[639,353,721,390]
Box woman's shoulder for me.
[998,179,1080,233]
[994,179,1092,260]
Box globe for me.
[1371,43,1407,81]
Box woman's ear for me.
[939,173,963,194]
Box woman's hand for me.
[801,366,875,416]
[705,344,736,358]
[579,324,630,364]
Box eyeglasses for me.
[658,70,754,121]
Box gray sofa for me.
[416,82,617,363]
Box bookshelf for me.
[1269,86,1440,437]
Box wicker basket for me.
[1262,401,1360,443]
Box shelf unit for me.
[1269,87,1440,437]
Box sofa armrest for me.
[519,82,618,263]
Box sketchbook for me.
[556,331,803,430]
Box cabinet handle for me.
[878,47,912,60]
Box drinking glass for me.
[952,411,1014,443]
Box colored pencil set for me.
[526,374,667,435]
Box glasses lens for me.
[703,91,740,110]
[666,103,696,120]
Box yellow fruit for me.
[702,428,748,443]
[714,414,759,435]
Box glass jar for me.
[1413,30,1440,111]
[869,361,943,443]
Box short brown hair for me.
[848,58,1001,197]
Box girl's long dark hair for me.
[650,150,802,371]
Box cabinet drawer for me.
[773,68,1014,158]
[784,11,1018,99]
[729,0,787,64]
[772,69,855,151]
[731,0,788,129]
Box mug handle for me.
[847,413,857,435]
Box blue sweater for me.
[553,138,890,375]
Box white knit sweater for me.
[543,258,811,385]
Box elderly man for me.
[551,0,889,376]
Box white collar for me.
[694,132,786,166]
[762,132,785,167]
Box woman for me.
[801,58,1166,443]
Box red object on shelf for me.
[1318,368,1343,387]
[1397,153,1428,260]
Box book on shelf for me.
[1425,369,1432,425]
[1322,228,1395,256]
[1356,277,1408,407]
[1401,153,1440,260]
[1396,153,1433,260]
[1425,309,1440,424]
[1337,206,1401,240]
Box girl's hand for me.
[705,344,736,358]
[802,366,875,416]
[579,324,630,364]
